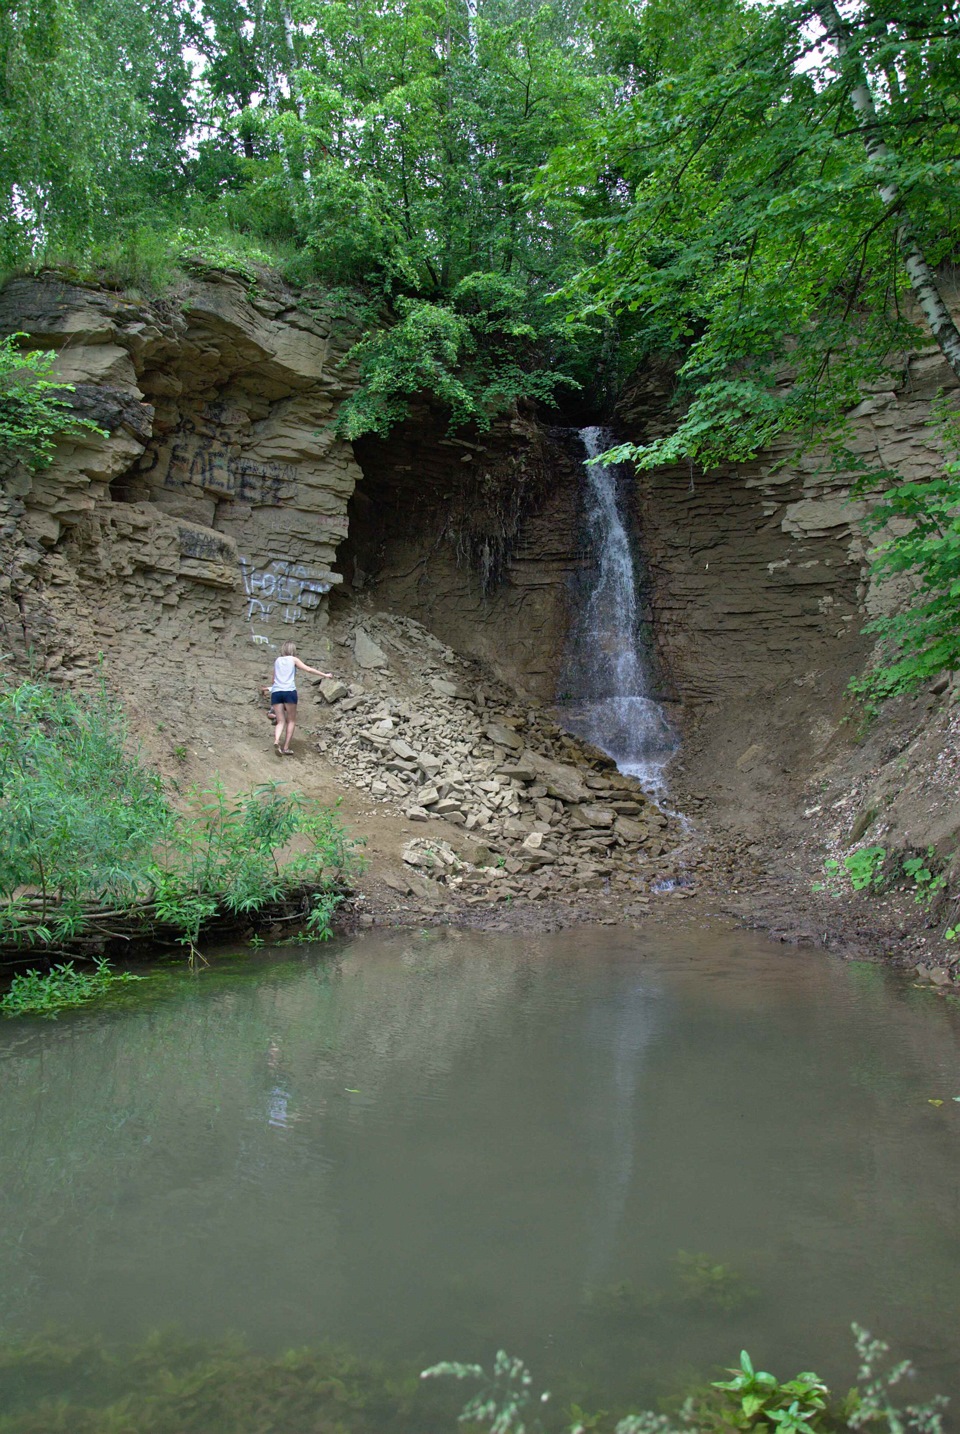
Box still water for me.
[1,923,959,1416]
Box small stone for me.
[434,798,463,815]
[430,678,461,698]
[522,831,544,851]
[406,806,430,822]
[390,738,417,760]
[417,786,440,806]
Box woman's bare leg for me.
[271,700,286,747]
[282,707,297,752]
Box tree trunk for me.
[815,0,960,382]
[466,0,479,62]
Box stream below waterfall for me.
[558,427,678,799]
[1,924,959,1427]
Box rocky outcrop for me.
[616,345,960,823]
[0,271,362,680]
[342,413,587,698]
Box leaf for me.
[928,1099,944,1107]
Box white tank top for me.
[272,655,297,691]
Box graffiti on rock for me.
[156,408,298,505]
[240,556,332,636]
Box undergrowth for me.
[425,1326,946,1434]
[0,958,143,1016]
[0,1324,945,1434]
[0,678,360,968]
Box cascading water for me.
[558,427,678,799]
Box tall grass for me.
[0,679,359,962]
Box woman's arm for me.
[294,658,333,678]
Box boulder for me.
[534,756,592,804]
[382,872,413,895]
[318,678,348,703]
[354,629,389,669]
[576,804,617,829]
[484,722,523,750]
[496,763,536,782]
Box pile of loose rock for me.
[313,611,685,904]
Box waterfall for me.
[558,426,678,798]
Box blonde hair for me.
[280,641,297,657]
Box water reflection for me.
[0,925,958,1412]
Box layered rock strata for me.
[0,272,361,681]
[617,346,960,812]
[343,414,588,698]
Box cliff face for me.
[341,414,587,699]
[616,347,960,826]
[0,272,361,680]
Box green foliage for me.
[0,1328,428,1434]
[0,958,143,1017]
[710,1350,828,1431]
[901,849,947,907]
[849,404,960,703]
[814,846,887,897]
[304,890,342,941]
[0,679,170,937]
[0,678,359,962]
[0,336,104,469]
[336,276,577,439]
[675,1251,756,1314]
[424,1329,947,1434]
[151,781,358,952]
[538,0,960,467]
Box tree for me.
[539,0,960,470]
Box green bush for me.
[0,678,359,963]
[0,335,104,469]
[850,401,960,705]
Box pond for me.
[1,922,958,1426]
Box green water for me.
[1,923,958,1424]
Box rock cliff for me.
[0,271,361,681]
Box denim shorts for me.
[270,689,297,705]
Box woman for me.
[263,641,333,755]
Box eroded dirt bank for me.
[1,270,958,979]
